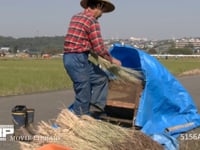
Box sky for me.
[0,0,200,40]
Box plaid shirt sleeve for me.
[88,20,112,62]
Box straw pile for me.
[20,109,163,150]
[178,68,200,77]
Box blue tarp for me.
[109,43,200,149]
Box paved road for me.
[0,90,74,124]
[178,75,200,109]
[0,75,199,149]
[0,90,74,149]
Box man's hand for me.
[111,57,121,66]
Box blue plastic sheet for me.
[151,133,179,150]
[109,43,200,149]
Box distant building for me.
[130,37,148,41]
[24,49,41,57]
[0,46,10,56]
[175,38,200,48]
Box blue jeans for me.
[63,52,109,115]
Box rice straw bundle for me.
[20,109,163,150]
[89,55,144,85]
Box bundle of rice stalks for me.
[20,109,163,150]
[89,55,144,85]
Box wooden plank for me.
[106,81,144,127]
[133,85,143,118]
[106,100,136,109]
[100,115,133,125]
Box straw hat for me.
[80,0,115,13]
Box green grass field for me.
[0,58,72,96]
[159,57,200,75]
[0,57,199,96]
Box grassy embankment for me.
[0,57,199,96]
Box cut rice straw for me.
[19,109,163,150]
[89,55,144,85]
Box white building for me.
[0,47,10,52]
[0,47,10,56]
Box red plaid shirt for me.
[64,9,112,62]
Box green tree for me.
[167,48,193,54]
[13,45,18,53]
[148,48,157,54]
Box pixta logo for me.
[0,125,14,141]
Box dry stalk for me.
[20,109,163,150]
[89,55,144,85]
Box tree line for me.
[0,36,196,55]
[0,36,65,55]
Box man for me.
[63,0,121,116]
